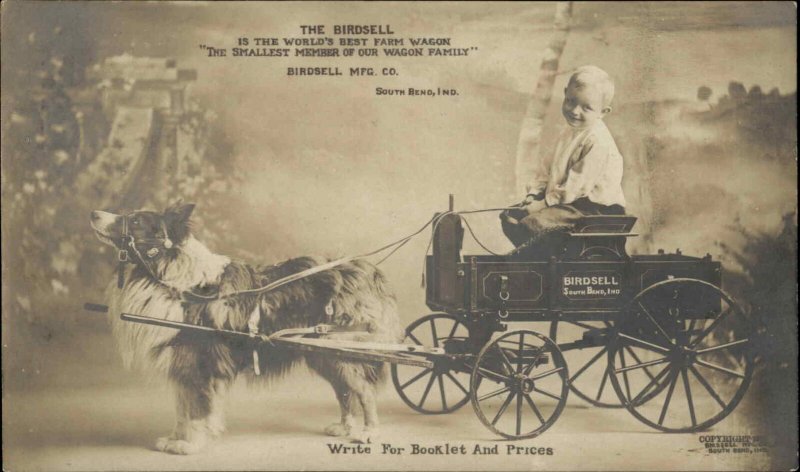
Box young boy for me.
[501,65,626,256]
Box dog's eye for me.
[131,218,139,226]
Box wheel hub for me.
[512,374,535,394]
[669,345,696,366]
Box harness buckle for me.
[315,324,331,334]
[118,249,129,262]
[247,307,261,376]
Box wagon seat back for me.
[563,215,638,261]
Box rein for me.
[113,207,517,303]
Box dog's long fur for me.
[91,203,402,454]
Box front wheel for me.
[470,330,569,440]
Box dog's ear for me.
[164,203,195,244]
[170,203,195,222]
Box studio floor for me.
[4,369,772,471]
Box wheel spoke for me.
[523,348,547,376]
[445,372,469,396]
[595,368,609,401]
[687,319,698,340]
[407,332,423,346]
[479,385,510,402]
[532,386,562,401]
[430,319,439,347]
[690,307,732,348]
[491,391,516,426]
[681,367,697,427]
[689,364,727,409]
[524,393,546,424]
[496,345,516,376]
[618,333,671,354]
[619,349,632,401]
[614,356,669,374]
[418,372,437,408]
[658,368,680,426]
[569,346,607,382]
[477,367,512,383]
[517,333,525,373]
[638,301,674,345]
[516,391,523,436]
[400,368,433,390]
[696,339,749,355]
[446,320,459,340]
[437,374,448,410]
[695,359,746,379]
[530,366,565,381]
[631,364,671,405]
[624,345,657,381]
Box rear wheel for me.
[607,279,755,432]
[550,320,667,408]
[549,320,622,408]
[392,313,472,414]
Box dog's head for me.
[90,203,195,259]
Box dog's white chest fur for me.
[108,236,230,371]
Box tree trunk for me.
[514,1,573,196]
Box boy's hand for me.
[523,199,547,214]
[522,191,544,205]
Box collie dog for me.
[90,203,403,454]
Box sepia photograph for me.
[1,1,797,470]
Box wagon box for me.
[425,213,722,320]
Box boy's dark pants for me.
[501,197,625,258]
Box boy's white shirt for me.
[527,120,626,208]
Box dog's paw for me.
[351,428,379,444]
[324,423,351,437]
[155,436,171,452]
[155,437,202,455]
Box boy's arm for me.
[524,154,551,202]
[557,135,610,204]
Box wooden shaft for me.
[118,313,437,368]
[120,313,251,339]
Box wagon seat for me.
[559,215,638,261]
[506,214,638,262]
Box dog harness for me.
[115,214,174,288]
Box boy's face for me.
[561,83,610,128]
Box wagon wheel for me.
[392,313,472,414]
[549,320,622,408]
[607,278,755,432]
[470,330,569,439]
[550,320,668,408]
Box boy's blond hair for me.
[567,65,615,108]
